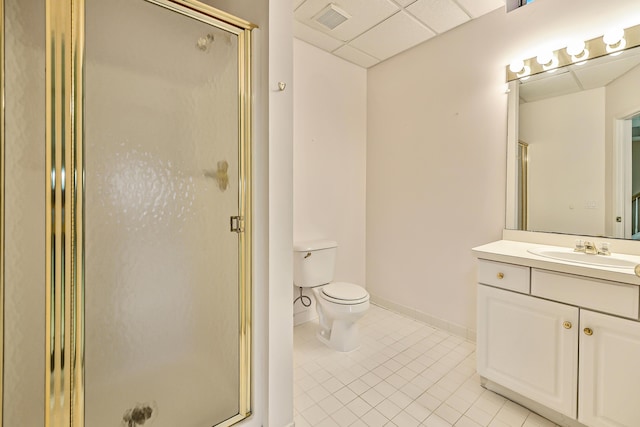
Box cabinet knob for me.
[563,321,572,329]
[584,327,593,336]
[497,272,504,279]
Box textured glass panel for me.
[85,0,240,426]
[3,0,46,425]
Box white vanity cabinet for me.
[477,284,579,417]
[579,310,640,427]
[475,255,640,427]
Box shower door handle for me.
[230,216,244,233]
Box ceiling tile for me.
[349,11,435,61]
[294,21,345,52]
[455,0,504,18]
[295,0,399,42]
[394,0,419,6]
[407,0,470,34]
[519,70,581,103]
[294,0,306,10]
[572,49,640,90]
[333,45,380,68]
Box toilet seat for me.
[321,282,369,305]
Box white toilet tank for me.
[293,240,338,288]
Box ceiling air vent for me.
[507,0,535,13]
[313,3,351,30]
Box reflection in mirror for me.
[506,44,640,240]
[633,113,640,237]
[517,141,528,230]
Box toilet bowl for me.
[293,240,370,352]
[313,282,370,352]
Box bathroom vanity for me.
[493,19,640,427]
[473,239,640,427]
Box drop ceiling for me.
[293,0,506,68]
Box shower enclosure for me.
[1,0,254,426]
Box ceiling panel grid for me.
[293,0,505,68]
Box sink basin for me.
[527,247,638,269]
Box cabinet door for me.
[579,310,640,427]
[477,285,579,417]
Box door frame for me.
[613,111,637,239]
[0,0,4,423]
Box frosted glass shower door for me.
[84,1,248,426]
[2,0,46,425]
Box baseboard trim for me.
[369,293,477,342]
[293,309,317,326]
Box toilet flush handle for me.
[304,252,312,259]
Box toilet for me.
[293,240,370,352]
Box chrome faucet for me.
[584,241,598,254]
[575,240,610,256]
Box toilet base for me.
[317,319,361,352]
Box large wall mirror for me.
[506,25,640,240]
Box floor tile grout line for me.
[294,305,559,427]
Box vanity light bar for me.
[506,22,640,82]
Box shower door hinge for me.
[230,216,244,233]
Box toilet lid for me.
[322,282,369,302]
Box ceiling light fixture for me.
[536,51,553,66]
[509,60,530,79]
[509,60,525,73]
[505,22,640,82]
[603,28,626,54]
[566,40,589,63]
[536,51,558,71]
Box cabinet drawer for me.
[531,269,639,319]
[478,260,530,293]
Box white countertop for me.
[472,240,640,286]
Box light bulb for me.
[566,40,585,57]
[517,66,531,78]
[604,28,627,54]
[509,60,525,73]
[566,40,589,63]
[607,38,627,54]
[573,49,589,63]
[603,28,624,46]
[536,51,553,66]
[536,51,558,71]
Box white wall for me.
[366,0,640,336]
[293,39,367,324]
[520,88,605,236]
[267,1,295,426]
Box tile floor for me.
[293,304,559,427]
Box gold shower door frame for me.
[0,0,4,421]
[517,141,528,231]
[1,0,254,426]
